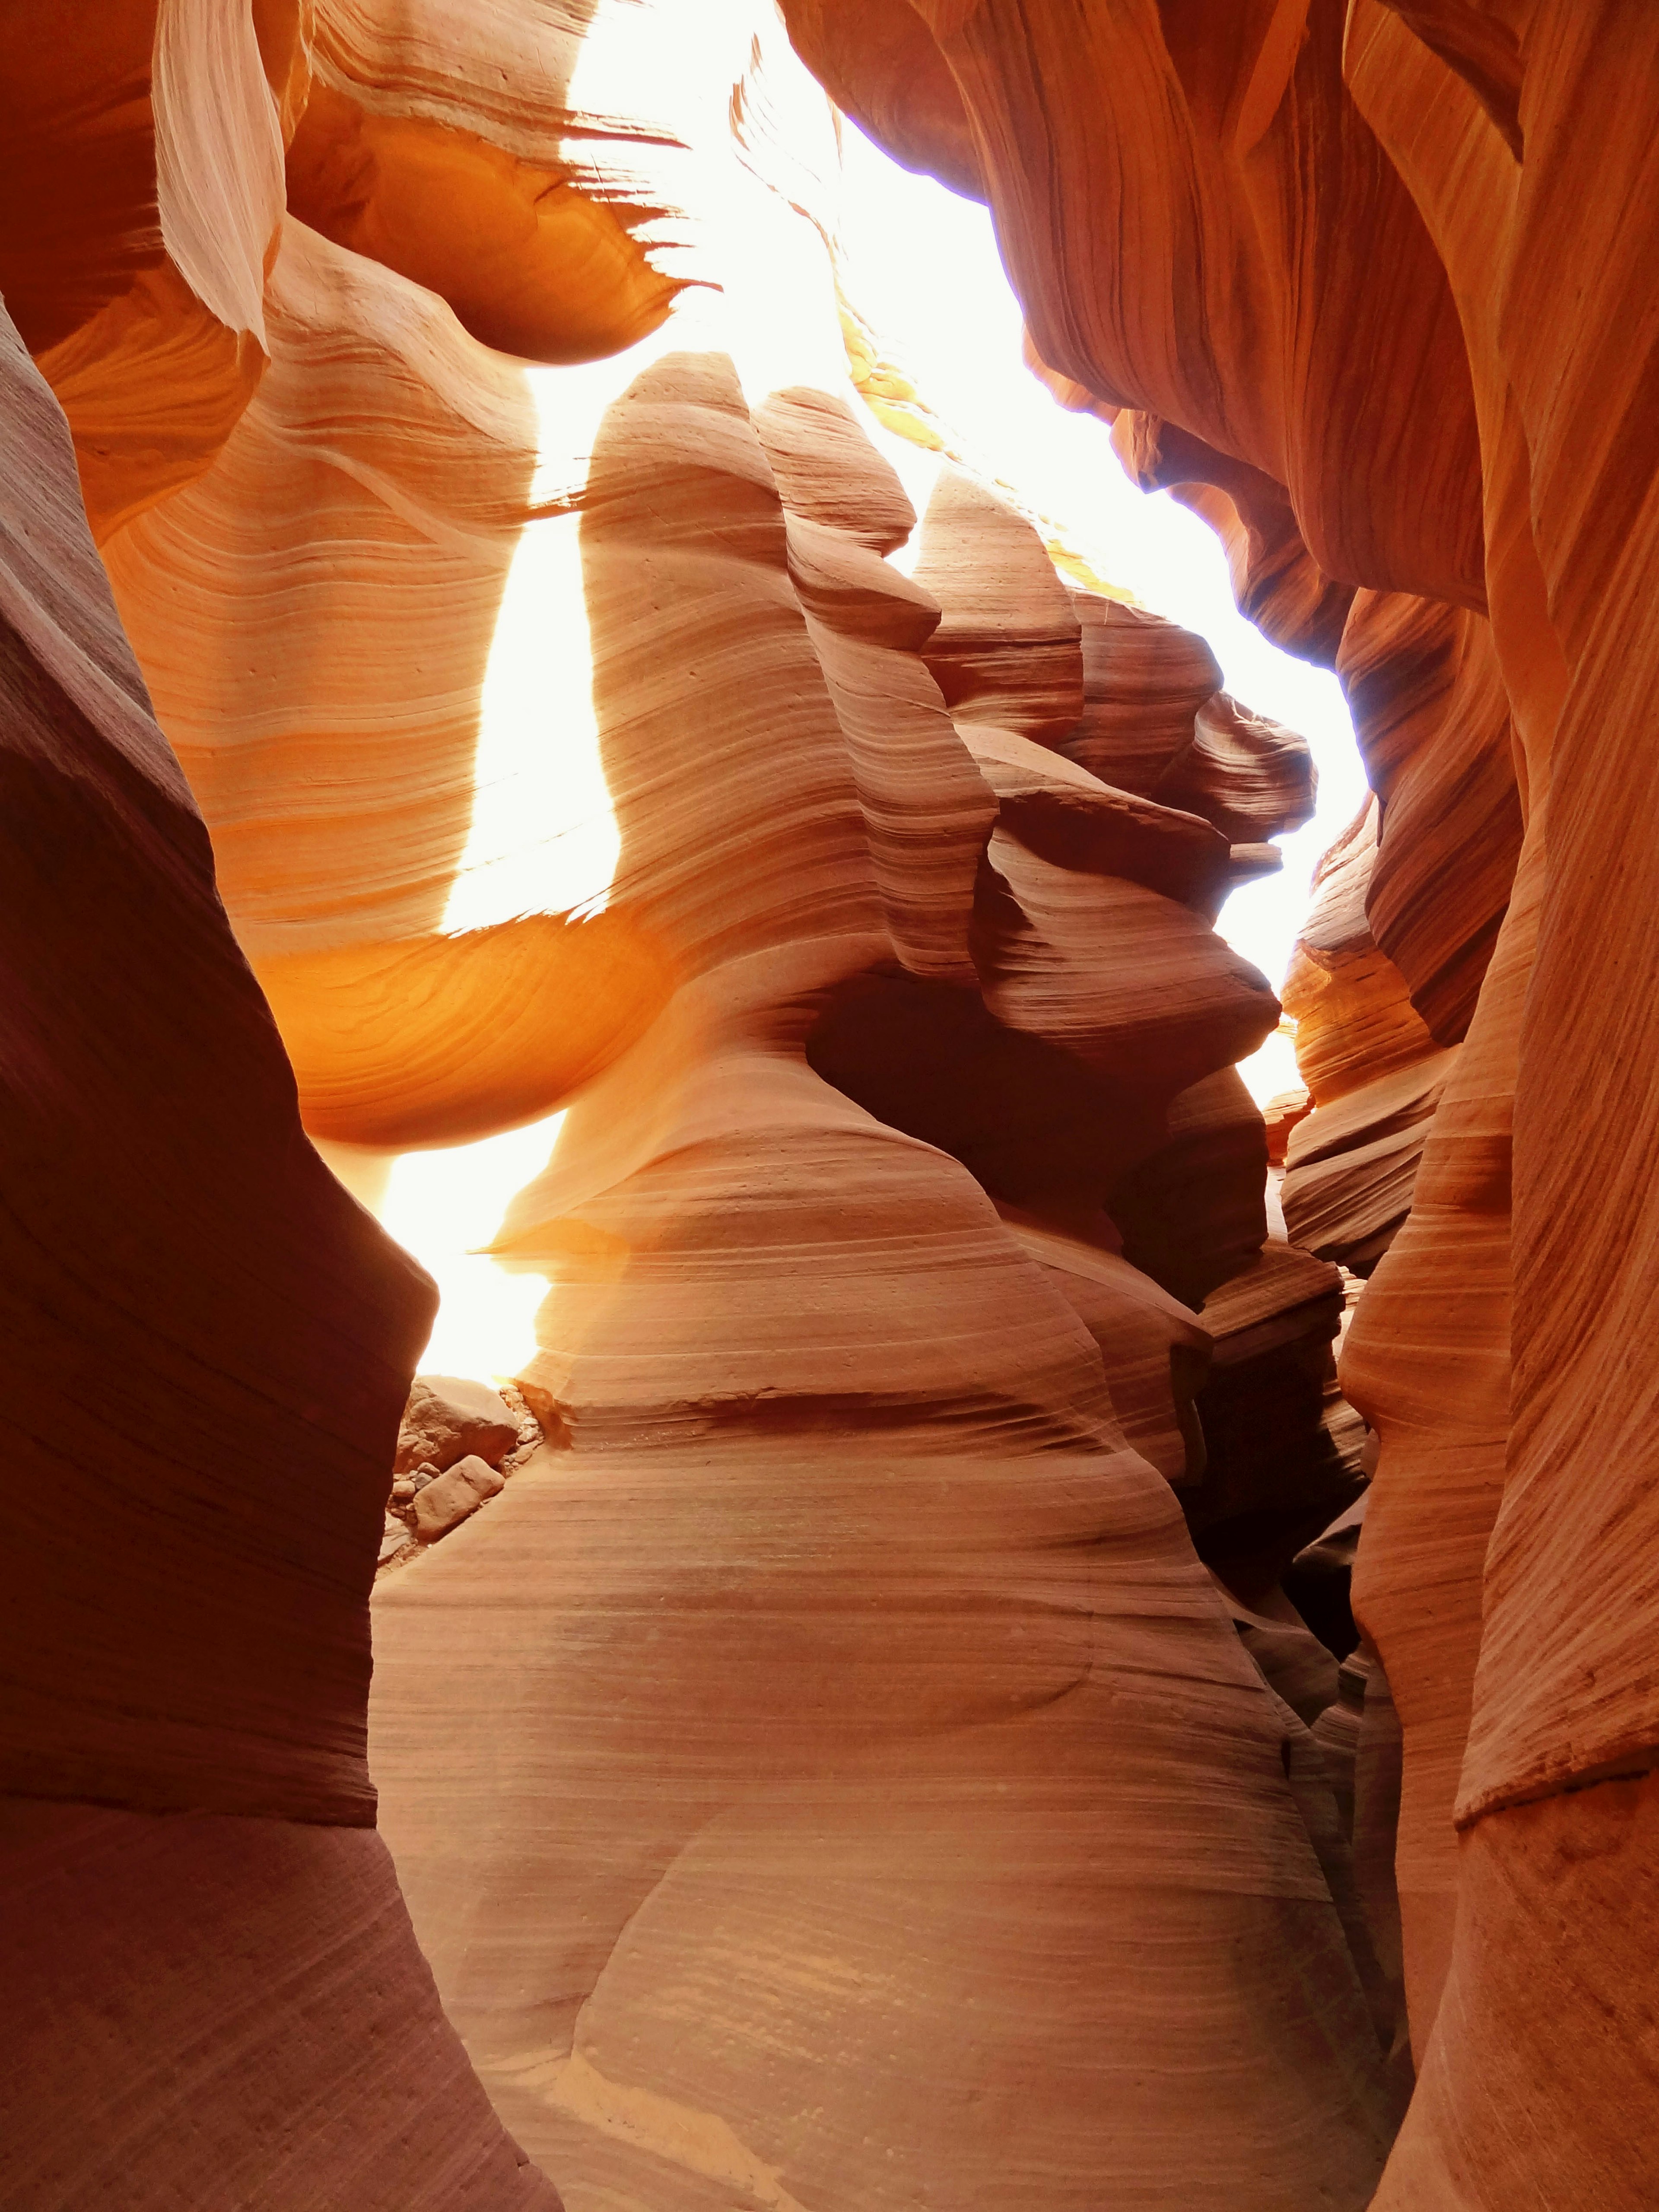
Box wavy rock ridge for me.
[4,0,1653,2207]
[782,2,1659,2202]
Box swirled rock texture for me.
[365,326,1390,2207]
[0,305,557,2209]
[22,0,1659,2203]
[787,1,1659,2201]
[3,1,1409,2205]
[1281,798,1456,1277]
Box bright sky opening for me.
[834,121,1367,1106]
[329,118,1367,1382]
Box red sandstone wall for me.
[0,300,559,2207]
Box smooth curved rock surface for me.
[14,0,1659,2202]
[1281,799,1456,1276]
[804,2,1659,2197]
[0,299,555,2206]
[6,3,1394,2202]
[367,327,1387,2206]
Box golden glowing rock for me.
[42,0,1659,2202]
[285,85,682,365]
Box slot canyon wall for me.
[785,0,1659,2202]
[1,3,1654,2209]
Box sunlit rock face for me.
[0,0,1432,2206]
[29,1,1659,2206]
[788,2,1659,2202]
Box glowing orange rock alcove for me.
[2,3,1657,2208]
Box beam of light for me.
[318,1112,568,1383]
[440,369,620,937]
[833,121,1367,1103]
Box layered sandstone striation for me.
[789,1,1659,2201]
[9,0,1656,2206]
[1,2,1410,2206]
[368,324,1393,2189]
[0,304,556,2208]
[1280,798,1456,1276]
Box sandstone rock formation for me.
[8,0,1657,2206]
[786,1,1659,2200]
[380,1375,543,1570]
[0,299,557,2209]
[396,1375,524,1478]
[1280,798,1457,1275]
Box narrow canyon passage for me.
[3,5,1657,2210]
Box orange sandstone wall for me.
[0,1,1409,2205]
[782,1,1659,2200]
[13,0,1658,2203]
